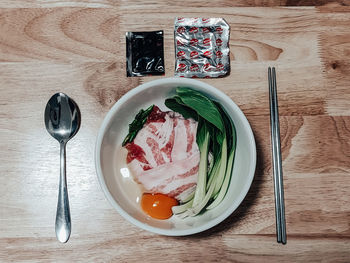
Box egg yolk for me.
[141,193,178,220]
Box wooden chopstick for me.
[268,67,287,245]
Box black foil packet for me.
[126,31,165,77]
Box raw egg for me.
[141,193,178,220]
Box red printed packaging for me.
[174,17,230,78]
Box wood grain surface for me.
[1,2,350,262]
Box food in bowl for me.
[121,87,236,220]
[95,77,256,236]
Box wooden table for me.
[1,1,350,262]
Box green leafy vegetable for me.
[164,97,197,120]
[175,87,224,132]
[207,104,236,209]
[212,135,227,197]
[192,120,210,207]
[172,199,194,215]
[122,105,154,146]
[169,87,237,217]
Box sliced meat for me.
[125,106,199,200]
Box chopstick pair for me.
[268,67,287,245]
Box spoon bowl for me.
[45,93,80,143]
[44,92,80,243]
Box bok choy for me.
[165,87,237,217]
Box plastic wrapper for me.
[126,31,165,77]
[174,17,230,78]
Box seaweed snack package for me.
[174,18,230,78]
[126,30,165,77]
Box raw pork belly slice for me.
[125,106,199,200]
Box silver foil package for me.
[174,17,230,78]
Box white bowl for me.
[95,77,256,236]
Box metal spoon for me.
[44,93,81,243]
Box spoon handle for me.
[55,142,71,243]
